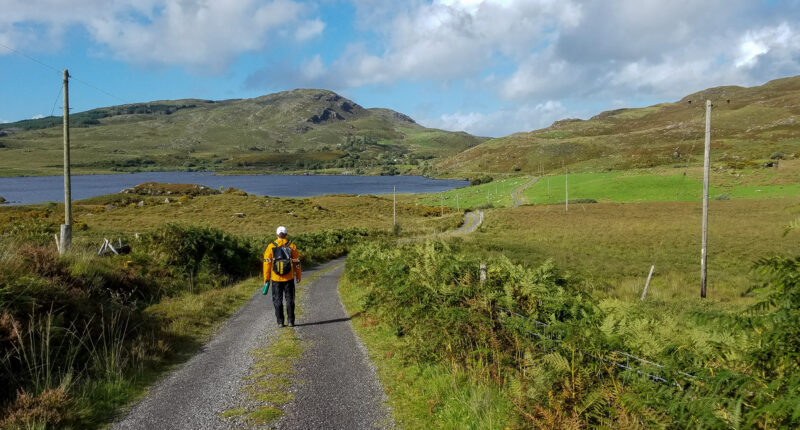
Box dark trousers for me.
[271,279,295,325]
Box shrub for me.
[343,239,800,427]
[470,175,493,186]
[140,224,256,289]
[770,151,784,160]
[0,388,78,429]
[555,198,597,204]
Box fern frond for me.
[542,352,570,372]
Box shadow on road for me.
[294,316,353,327]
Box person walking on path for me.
[263,226,302,327]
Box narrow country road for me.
[452,210,483,234]
[112,211,481,429]
[511,177,539,208]
[112,257,390,429]
[276,263,393,429]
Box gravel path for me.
[511,177,539,208]
[277,263,394,429]
[452,210,483,234]
[111,258,346,430]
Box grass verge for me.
[87,277,261,427]
[338,269,515,429]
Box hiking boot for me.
[278,322,285,327]
[288,322,295,327]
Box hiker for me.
[263,226,302,327]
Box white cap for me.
[276,226,287,235]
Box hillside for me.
[438,75,800,176]
[0,89,487,177]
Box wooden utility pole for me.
[440,195,444,217]
[60,69,72,254]
[456,194,459,211]
[393,186,396,228]
[701,100,711,298]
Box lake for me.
[0,172,468,205]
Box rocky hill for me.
[0,89,487,177]
[437,75,800,176]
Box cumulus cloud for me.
[31,114,44,119]
[735,23,800,77]
[295,19,325,42]
[333,0,582,86]
[0,0,313,73]
[422,100,570,137]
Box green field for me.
[416,177,530,209]
[525,170,799,204]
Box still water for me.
[0,172,468,205]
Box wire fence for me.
[496,305,698,387]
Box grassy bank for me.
[339,263,514,428]
[340,238,800,428]
[0,220,382,428]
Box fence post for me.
[480,263,487,285]
[641,265,655,300]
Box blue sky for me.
[2,0,800,137]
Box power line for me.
[69,74,130,105]
[50,84,63,117]
[0,41,60,73]
[1,41,131,106]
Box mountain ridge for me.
[0,89,487,177]
[437,75,800,176]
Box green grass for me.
[469,198,800,305]
[419,164,799,211]
[417,177,530,209]
[338,271,515,429]
[525,170,799,204]
[81,276,262,427]
[339,236,800,427]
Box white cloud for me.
[295,19,325,42]
[735,23,799,68]
[335,0,582,86]
[300,54,326,81]
[31,114,44,119]
[423,100,569,137]
[0,0,311,73]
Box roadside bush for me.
[554,198,598,204]
[140,224,256,291]
[470,175,493,186]
[344,239,800,428]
